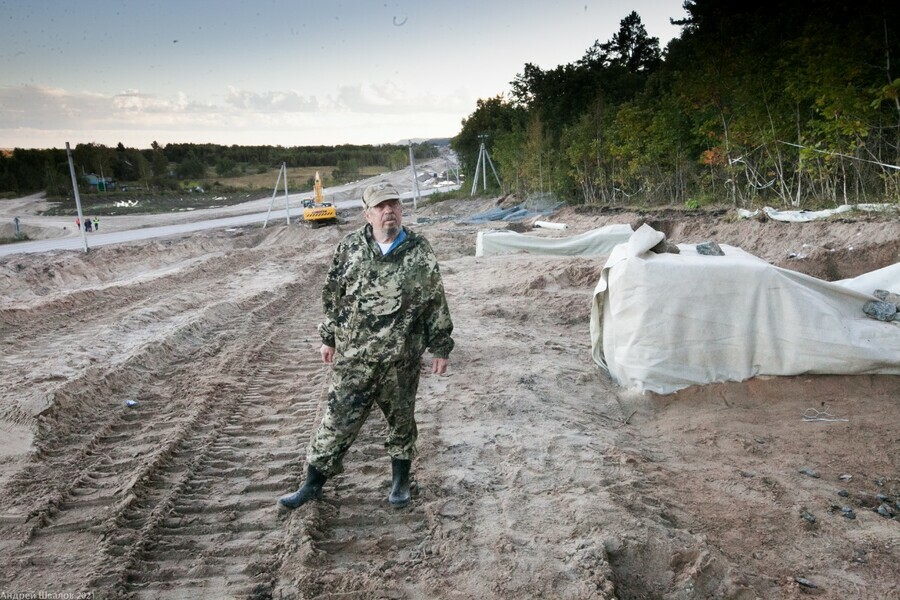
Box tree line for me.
[0,141,438,196]
[452,0,900,208]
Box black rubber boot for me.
[279,464,327,509]
[388,458,412,507]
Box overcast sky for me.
[0,0,686,150]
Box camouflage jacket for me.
[318,224,454,363]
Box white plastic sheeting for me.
[737,203,898,222]
[590,225,900,394]
[476,224,633,258]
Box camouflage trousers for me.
[306,356,422,477]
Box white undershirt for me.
[377,241,393,255]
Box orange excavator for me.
[302,171,337,227]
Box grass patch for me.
[219,164,388,190]
[414,187,471,208]
[40,190,270,217]
[0,233,31,245]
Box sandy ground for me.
[0,195,898,599]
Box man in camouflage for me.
[279,182,454,509]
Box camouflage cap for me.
[362,182,401,209]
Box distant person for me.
[279,182,454,510]
[75,217,80,229]
[84,219,92,232]
[93,217,99,231]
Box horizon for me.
[0,0,685,150]
[0,137,454,152]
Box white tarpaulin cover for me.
[590,225,900,394]
[736,203,897,222]
[476,224,633,257]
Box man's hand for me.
[320,344,335,364]
[431,357,448,375]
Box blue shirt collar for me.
[385,228,407,254]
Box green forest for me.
[0,141,438,198]
[452,0,900,209]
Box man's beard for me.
[383,221,400,238]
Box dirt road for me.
[0,199,898,598]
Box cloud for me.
[0,82,471,148]
[111,90,208,114]
[0,85,106,127]
[225,88,319,112]
[0,82,465,123]
[331,82,471,114]
[333,82,407,112]
[0,85,213,127]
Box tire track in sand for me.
[116,316,327,598]
[0,244,292,436]
[0,295,262,585]
[0,264,328,597]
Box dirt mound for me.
[0,221,69,242]
[0,200,897,599]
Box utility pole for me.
[263,162,291,228]
[65,142,89,253]
[408,141,420,210]
[470,134,502,196]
